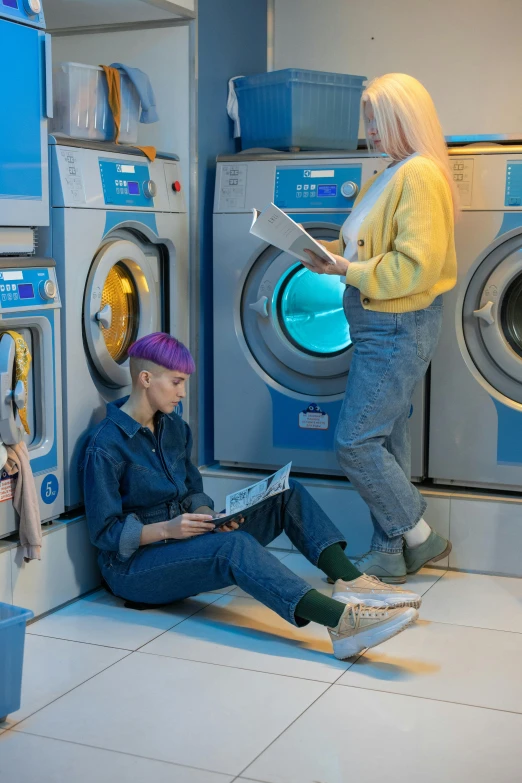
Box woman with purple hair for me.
[82,332,421,660]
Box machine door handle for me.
[12,381,26,411]
[96,304,112,330]
[249,296,269,318]
[473,300,495,325]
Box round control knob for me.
[24,0,41,14]
[172,181,182,192]
[39,280,57,301]
[143,180,157,199]
[341,181,359,199]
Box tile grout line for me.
[4,728,236,780]
[1,651,134,734]
[131,593,226,654]
[25,632,134,653]
[333,680,522,717]
[134,648,351,685]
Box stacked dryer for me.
[42,137,189,509]
[0,0,64,538]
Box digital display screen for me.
[18,284,34,300]
[317,185,338,197]
[128,181,140,195]
[2,0,19,8]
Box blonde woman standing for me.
[303,73,457,584]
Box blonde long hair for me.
[363,73,459,216]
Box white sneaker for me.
[329,603,418,660]
[332,574,422,609]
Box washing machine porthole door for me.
[84,239,159,388]
[0,332,26,445]
[277,264,351,357]
[241,225,352,396]
[463,237,522,403]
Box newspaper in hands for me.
[225,462,292,515]
[250,203,336,265]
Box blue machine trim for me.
[493,399,522,465]
[103,211,158,236]
[8,309,58,474]
[0,0,45,28]
[0,21,43,200]
[288,212,346,226]
[99,159,152,208]
[491,212,522,464]
[275,165,362,210]
[269,388,342,451]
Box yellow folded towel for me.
[5,330,31,435]
[101,66,157,162]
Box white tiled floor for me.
[2,554,522,782]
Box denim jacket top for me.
[81,397,214,562]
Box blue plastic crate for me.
[0,602,33,721]
[234,68,366,151]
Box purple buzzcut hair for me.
[128,332,195,374]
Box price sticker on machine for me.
[0,470,15,503]
[299,403,329,431]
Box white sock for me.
[404,518,431,548]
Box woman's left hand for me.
[302,249,349,276]
[214,513,245,533]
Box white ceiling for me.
[45,0,191,30]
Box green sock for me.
[295,589,345,628]
[317,543,362,582]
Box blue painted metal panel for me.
[103,211,158,236]
[275,165,362,209]
[0,20,43,200]
[99,159,152,207]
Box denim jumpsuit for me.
[82,399,346,626]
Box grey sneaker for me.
[404,530,452,574]
[332,575,421,609]
[328,603,418,659]
[351,551,407,584]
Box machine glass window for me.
[501,273,522,357]
[100,262,139,363]
[278,265,351,356]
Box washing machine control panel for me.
[0,267,59,309]
[99,159,154,207]
[274,165,363,209]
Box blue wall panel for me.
[197,0,267,464]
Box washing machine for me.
[42,137,188,509]
[429,144,522,490]
[0,257,63,538]
[213,152,428,479]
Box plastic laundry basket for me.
[234,68,366,151]
[51,62,140,144]
[0,602,33,722]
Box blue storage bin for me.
[234,69,366,151]
[0,602,33,722]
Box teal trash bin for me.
[0,602,33,722]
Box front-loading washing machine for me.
[42,137,188,508]
[430,145,522,490]
[213,151,428,480]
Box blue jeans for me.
[99,480,346,626]
[335,287,443,554]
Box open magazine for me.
[250,203,336,265]
[212,463,292,530]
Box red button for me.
[172,181,182,192]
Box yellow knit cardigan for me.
[321,155,457,313]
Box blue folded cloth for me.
[110,63,159,124]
